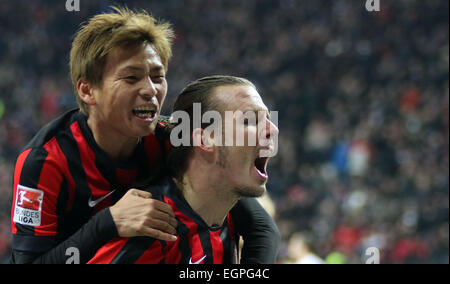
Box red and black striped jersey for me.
[10,109,168,257]
[88,178,240,264]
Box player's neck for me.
[177,163,239,227]
[87,116,139,161]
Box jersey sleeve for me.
[11,208,118,264]
[87,238,130,264]
[11,146,66,253]
[230,197,281,264]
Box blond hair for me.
[70,6,174,115]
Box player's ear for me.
[192,128,214,153]
[76,78,96,106]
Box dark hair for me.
[167,75,255,180]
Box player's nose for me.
[265,118,279,140]
[139,76,158,101]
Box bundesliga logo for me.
[13,185,44,226]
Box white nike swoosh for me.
[189,255,206,264]
[88,190,116,207]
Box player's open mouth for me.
[132,105,157,120]
[254,157,269,180]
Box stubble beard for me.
[216,147,266,199]
[233,185,266,198]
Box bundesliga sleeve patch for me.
[13,185,44,226]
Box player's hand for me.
[109,189,178,242]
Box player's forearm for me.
[11,208,118,264]
[231,197,281,264]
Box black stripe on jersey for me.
[158,242,167,264]
[55,177,70,241]
[110,237,156,264]
[16,148,49,236]
[177,218,193,263]
[55,133,93,235]
[135,142,154,188]
[220,223,231,264]
[197,227,214,264]
[134,139,164,189]
[55,178,68,215]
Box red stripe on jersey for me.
[43,138,76,213]
[135,241,165,264]
[210,230,224,264]
[164,196,205,264]
[11,148,32,234]
[163,235,182,263]
[144,134,163,168]
[28,138,67,236]
[227,213,237,239]
[87,238,129,264]
[70,122,112,214]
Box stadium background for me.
[0,0,448,264]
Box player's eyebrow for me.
[118,65,165,74]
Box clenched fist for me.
[109,189,178,241]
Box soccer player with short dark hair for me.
[88,76,279,263]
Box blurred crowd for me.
[0,0,448,264]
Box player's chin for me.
[236,184,266,198]
[132,120,157,137]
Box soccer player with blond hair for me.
[10,7,279,264]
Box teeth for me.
[133,106,157,119]
[135,112,152,118]
[133,106,156,112]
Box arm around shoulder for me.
[231,197,281,264]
